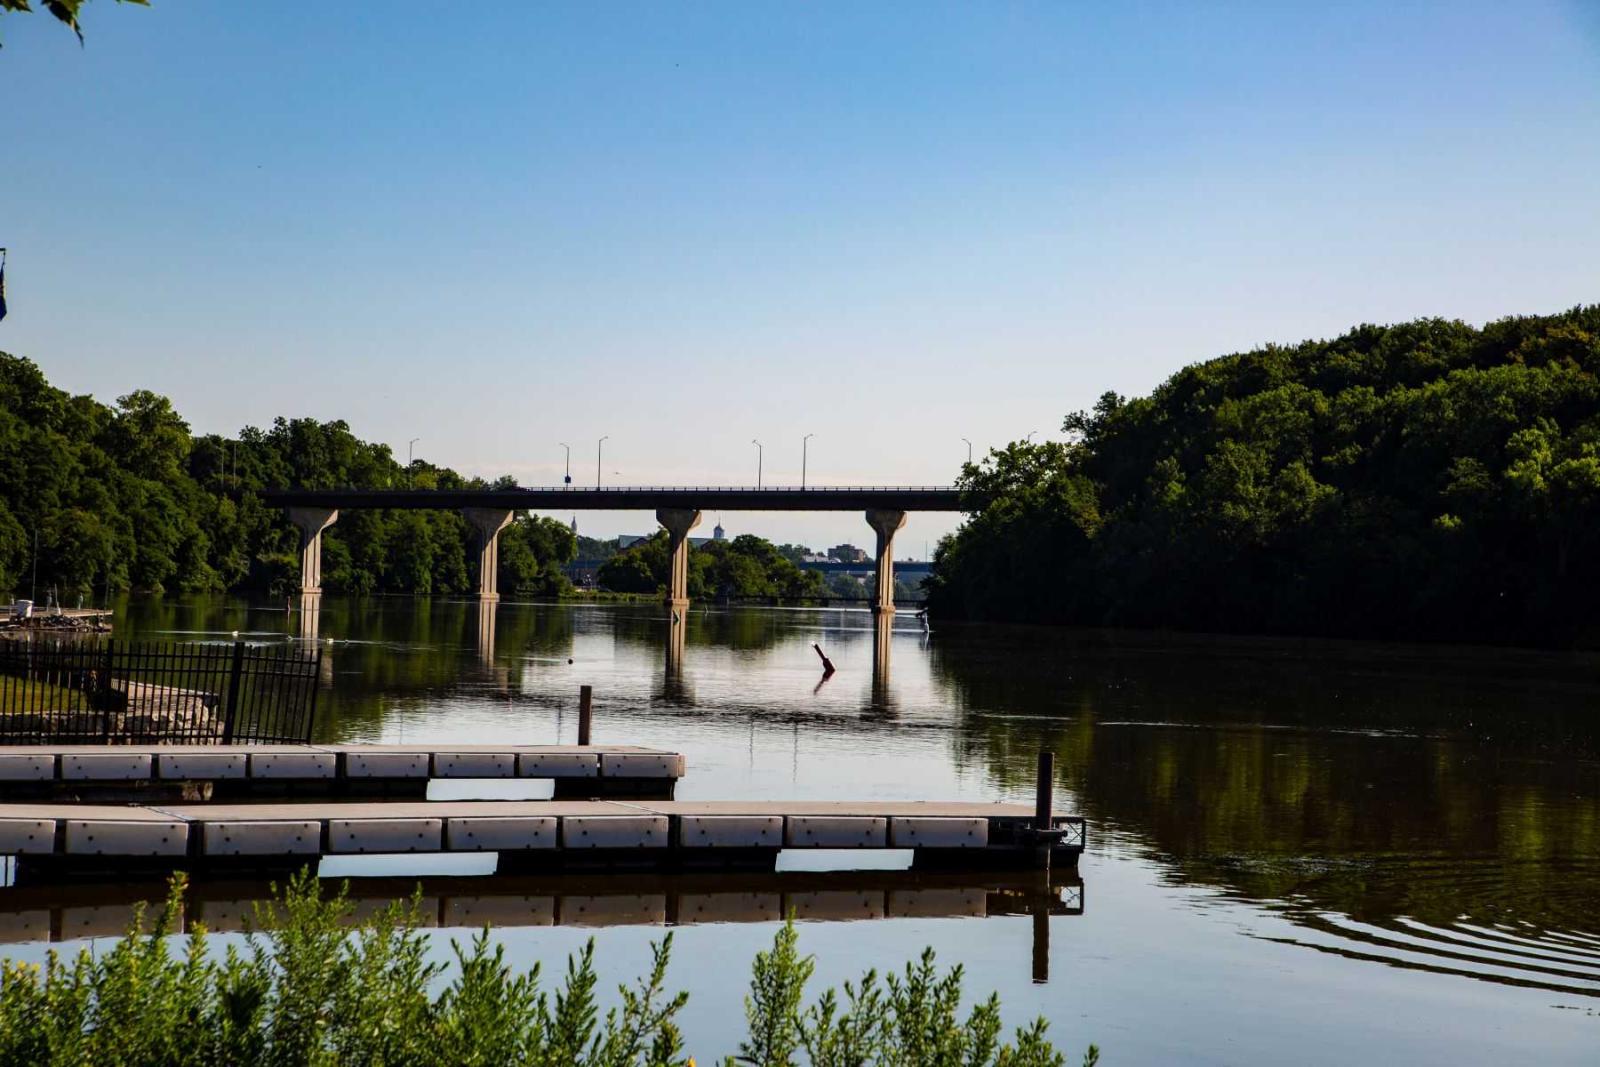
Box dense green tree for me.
[928,306,1600,645]
[596,531,827,599]
[0,351,577,599]
[498,516,578,597]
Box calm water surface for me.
[21,597,1600,1062]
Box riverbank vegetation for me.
[927,307,1600,646]
[597,532,827,601]
[0,350,576,598]
[0,352,800,604]
[0,870,1095,1066]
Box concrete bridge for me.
[259,486,961,617]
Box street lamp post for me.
[559,443,571,486]
[407,438,420,488]
[802,433,814,488]
[961,437,972,465]
[596,436,609,488]
[752,439,763,488]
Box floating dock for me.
[0,799,1085,880]
[0,744,684,800]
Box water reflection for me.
[108,597,1600,1006]
[870,618,893,715]
[931,626,1600,998]
[0,866,1084,982]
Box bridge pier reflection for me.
[659,615,693,704]
[476,599,497,667]
[291,594,333,688]
[870,615,894,712]
[294,593,322,644]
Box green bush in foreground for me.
[0,870,1098,1067]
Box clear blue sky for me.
[3,2,1597,549]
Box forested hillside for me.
[927,307,1600,646]
[0,352,576,598]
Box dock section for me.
[1,799,1085,879]
[0,744,685,801]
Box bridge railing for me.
[456,485,957,493]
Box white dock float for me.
[786,816,887,848]
[203,820,321,856]
[445,817,558,852]
[562,814,669,849]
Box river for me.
[17,596,1600,1062]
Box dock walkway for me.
[0,743,684,800]
[0,798,1085,878]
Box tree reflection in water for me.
[932,625,1600,996]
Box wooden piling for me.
[1034,750,1054,873]
[578,685,593,746]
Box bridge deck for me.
[260,486,962,512]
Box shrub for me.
[0,870,1097,1066]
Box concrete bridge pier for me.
[463,508,516,601]
[288,507,338,596]
[865,509,908,616]
[656,508,702,612]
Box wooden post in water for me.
[1034,749,1054,873]
[578,685,593,746]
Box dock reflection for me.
[0,867,1084,966]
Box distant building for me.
[828,543,868,563]
[713,520,725,541]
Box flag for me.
[0,249,7,322]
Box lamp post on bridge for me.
[407,438,420,488]
[596,436,609,488]
[559,443,572,486]
[802,433,814,488]
[752,439,763,488]
[961,437,972,465]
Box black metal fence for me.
[0,638,321,745]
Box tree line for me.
[926,306,1600,646]
[0,351,576,599]
[0,350,851,604]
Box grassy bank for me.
[0,871,1098,1066]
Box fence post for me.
[304,645,323,743]
[221,640,245,744]
[578,685,593,746]
[100,638,116,743]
